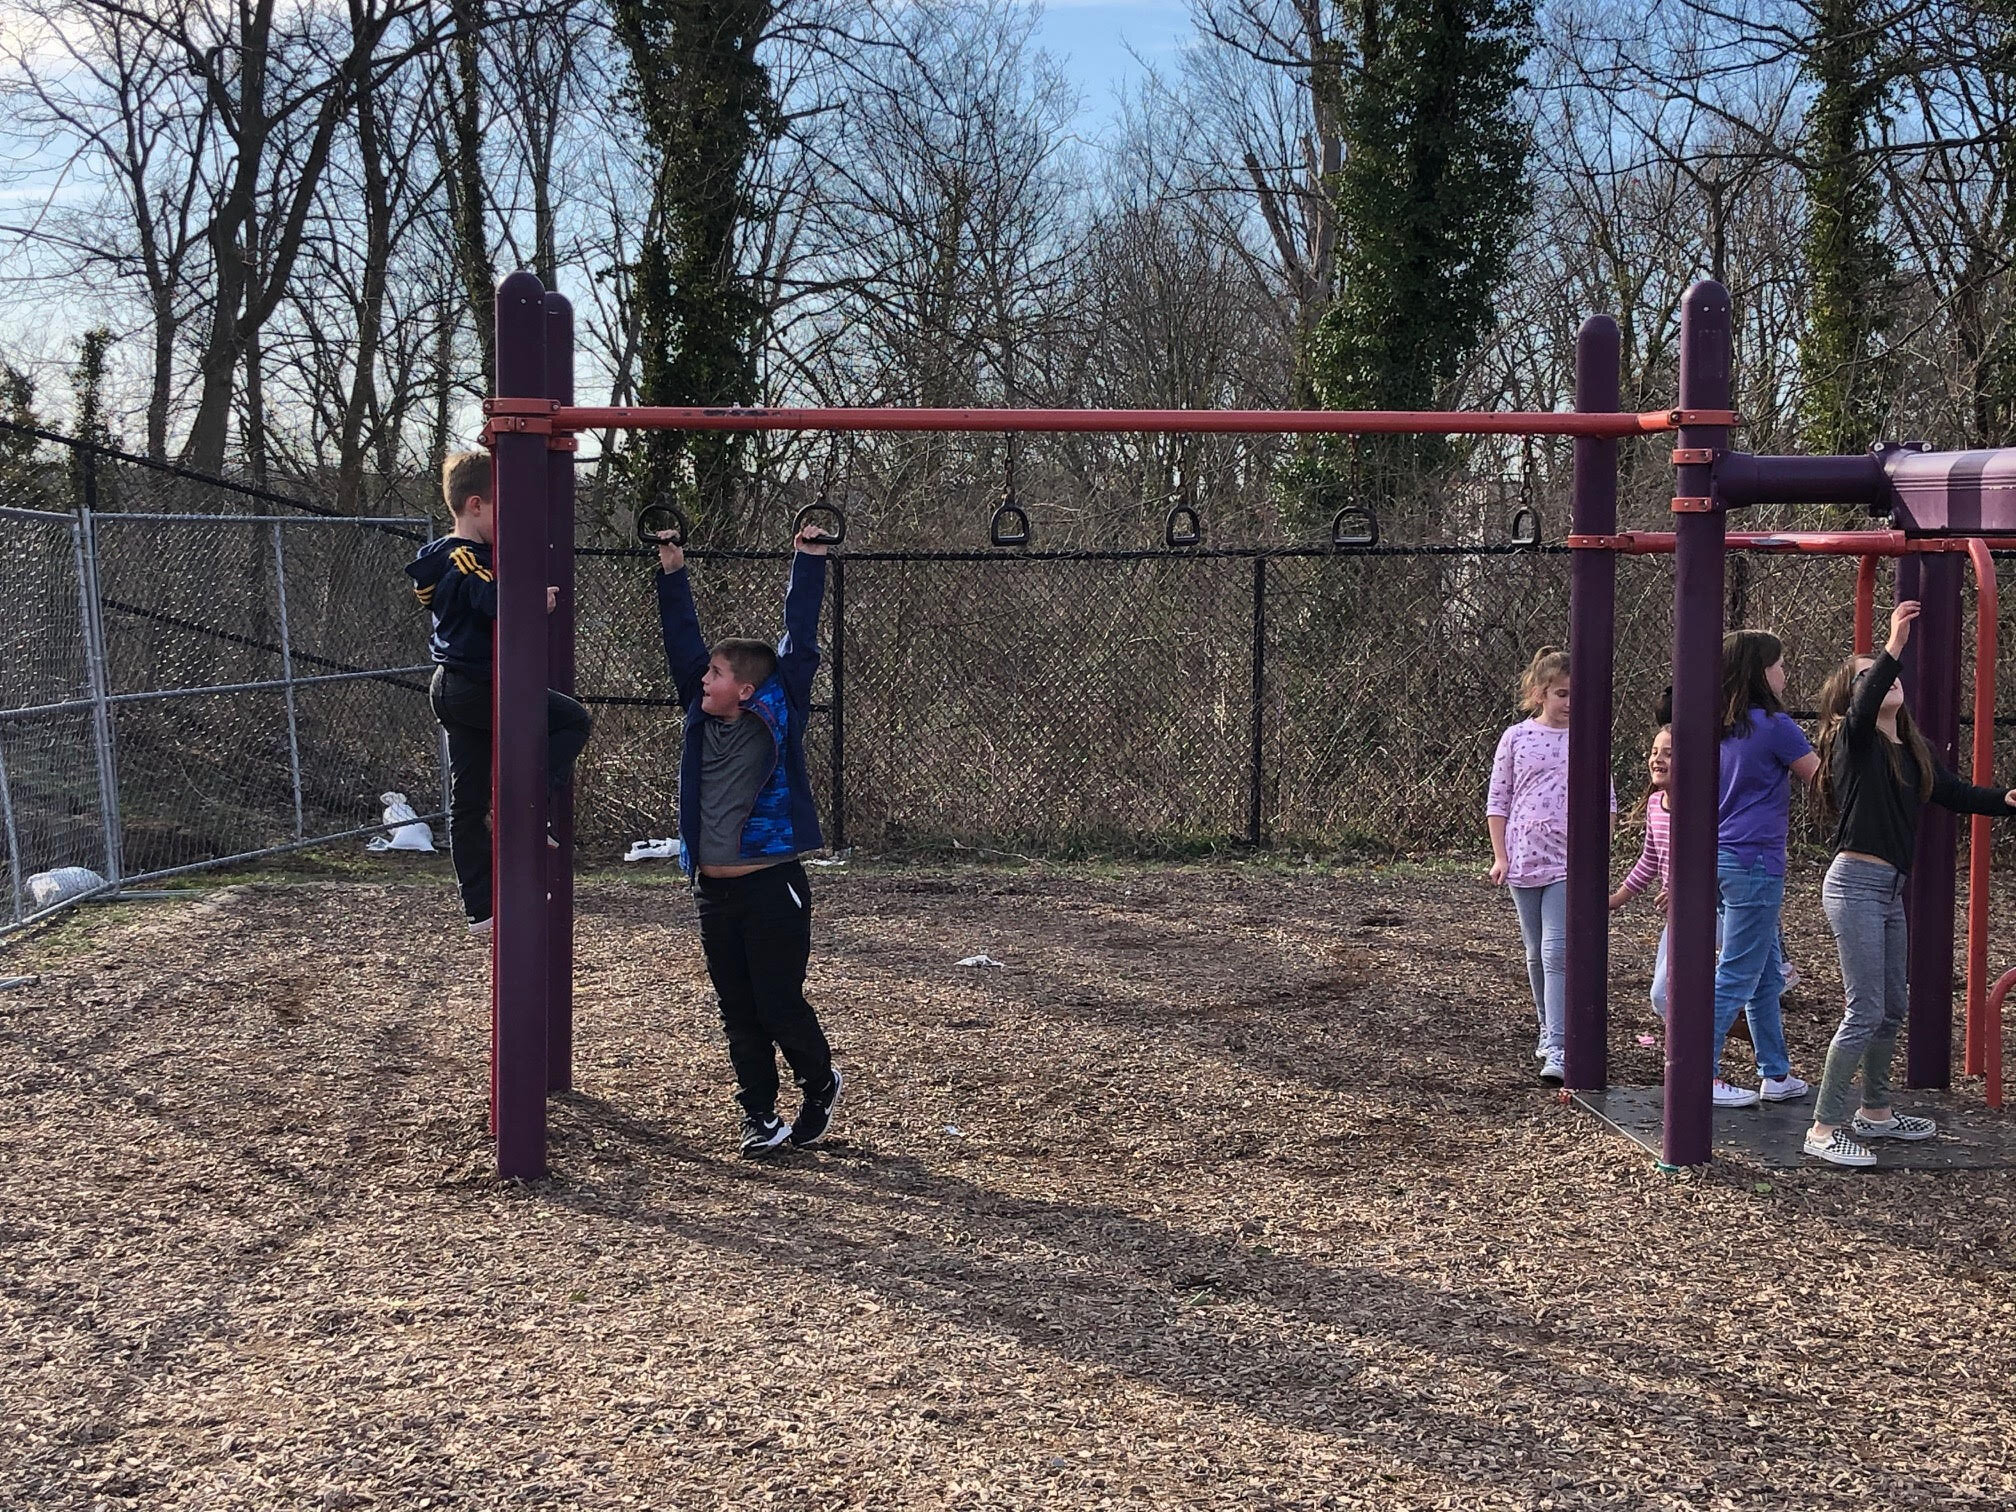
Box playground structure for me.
[478,271,2016,1179]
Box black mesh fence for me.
[11,419,2016,901]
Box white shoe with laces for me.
[1760,1074,1810,1102]
[1712,1079,1761,1108]
[1852,1111,1937,1141]
[1804,1127,1877,1167]
[1539,1056,1564,1085]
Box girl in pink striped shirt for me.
[1611,726,1674,1018]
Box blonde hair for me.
[1519,645,1571,713]
[442,450,492,518]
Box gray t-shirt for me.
[696,713,776,865]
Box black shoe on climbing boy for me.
[740,1111,793,1157]
[791,1066,844,1147]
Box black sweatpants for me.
[429,666,594,923]
[693,860,833,1116]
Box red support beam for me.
[1965,538,1999,1105]
[541,404,1692,439]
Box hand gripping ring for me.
[794,501,846,546]
[1164,504,1202,549]
[1330,506,1378,550]
[636,501,689,547]
[1510,505,1541,548]
[991,499,1030,548]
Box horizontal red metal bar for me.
[1567,530,2016,555]
[548,404,1684,438]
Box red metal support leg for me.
[545,291,576,1095]
[1854,555,1878,656]
[492,271,552,1179]
[1965,539,1997,1096]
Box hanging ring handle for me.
[1330,506,1378,549]
[1164,504,1202,549]
[1510,505,1541,548]
[636,500,689,546]
[794,500,846,546]
[990,498,1030,548]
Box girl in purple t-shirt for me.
[1710,630,1821,1108]
[1488,647,1576,1083]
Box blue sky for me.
[1030,0,1190,136]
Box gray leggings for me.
[1512,881,1567,1058]
[1817,854,1909,1125]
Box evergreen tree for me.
[69,328,117,511]
[0,365,45,506]
[1798,0,1894,454]
[611,0,779,541]
[1288,0,1534,527]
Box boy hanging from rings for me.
[651,520,843,1156]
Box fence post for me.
[1248,555,1266,845]
[269,523,306,840]
[72,484,125,884]
[0,742,22,923]
[544,290,577,1094]
[829,554,847,851]
[492,271,552,1180]
[1563,316,1620,1092]
[1662,280,1733,1169]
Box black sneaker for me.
[739,1111,793,1157]
[791,1067,844,1147]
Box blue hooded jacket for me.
[657,553,827,874]
[403,535,496,676]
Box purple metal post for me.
[1661,280,1733,1168]
[1564,316,1621,1090]
[492,271,551,1179]
[1905,551,1963,1087]
[544,292,576,1094]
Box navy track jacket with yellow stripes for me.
[404,535,496,677]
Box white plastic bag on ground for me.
[27,866,108,908]
[366,791,435,852]
[624,837,682,862]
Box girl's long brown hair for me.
[1519,645,1570,713]
[1813,656,1933,817]
[1720,630,1785,738]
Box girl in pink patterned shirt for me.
[1610,726,1673,1018]
[1488,647,1576,1082]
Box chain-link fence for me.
[11,422,2016,920]
[1,428,444,932]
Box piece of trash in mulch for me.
[0,975,39,991]
[1636,1034,1659,1047]
[956,954,1006,969]
[807,848,853,868]
[624,837,682,862]
[945,1125,966,1138]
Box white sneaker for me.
[1712,1079,1761,1108]
[1760,1075,1810,1102]
[1539,1056,1565,1085]
[468,916,493,938]
[1852,1111,1937,1141]
[1804,1127,1877,1167]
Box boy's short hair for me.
[711,637,778,689]
[442,450,492,517]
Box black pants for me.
[694,860,832,1115]
[429,667,594,923]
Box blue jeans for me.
[1651,915,1728,1020]
[1712,851,1792,1081]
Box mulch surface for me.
[4,857,2014,1510]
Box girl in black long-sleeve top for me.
[1805,600,2016,1166]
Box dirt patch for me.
[3,859,2014,1510]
